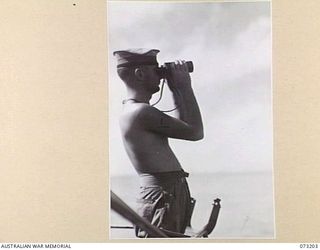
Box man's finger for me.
[182,61,188,72]
[177,60,185,70]
[174,60,180,69]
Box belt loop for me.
[182,170,189,178]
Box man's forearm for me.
[172,87,204,138]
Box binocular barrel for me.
[157,61,194,79]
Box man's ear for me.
[134,68,144,80]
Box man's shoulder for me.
[121,103,160,123]
[124,103,160,116]
[120,104,164,133]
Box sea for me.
[110,171,275,239]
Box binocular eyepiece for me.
[156,61,194,79]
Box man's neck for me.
[126,90,152,104]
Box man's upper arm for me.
[138,105,202,141]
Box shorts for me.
[135,170,192,238]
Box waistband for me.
[139,169,189,187]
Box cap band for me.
[117,61,159,68]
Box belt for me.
[139,169,189,187]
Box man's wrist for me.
[178,85,193,94]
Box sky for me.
[107,1,272,176]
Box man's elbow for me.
[189,130,204,141]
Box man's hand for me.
[166,60,192,92]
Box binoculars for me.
[156,61,194,79]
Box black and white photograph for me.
[108,1,274,239]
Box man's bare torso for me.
[119,102,182,174]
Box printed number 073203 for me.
[300,244,318,248]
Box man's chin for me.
[153,86,160,93]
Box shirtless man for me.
[113,48,203,237]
